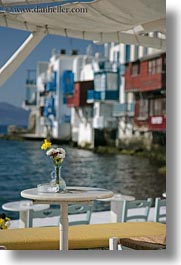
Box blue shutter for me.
[125,45,130,63]
[52,71,57,88]
[43,97,56,117]
[46,71,57,92]
[61,70,74,95]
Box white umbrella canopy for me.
[0,0,166,46]
[0,0,64,6]
[0,0,166,86]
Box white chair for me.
[154,197,166,223]
[68,203,93,225]
[29,203,93,227]
[29,207,60,227]
[121,198,152,222]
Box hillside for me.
[0,102,29,126]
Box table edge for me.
[21,187,114,203]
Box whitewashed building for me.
[24,49,97,143]
[24,33,165,147]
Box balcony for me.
[148,115,166,131]
[24,89,37,107]
[24,69,37,107]
[87,90,119,103]
[67,81,94,107]
[87,71,120,103]
[112,103,135,117]
[125,55,166,92]
[93,116,117,129]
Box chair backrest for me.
[29,203,93,227]
[29,208,60,227]
[121,198,152,222]
[68,203,93,226]
[154,197,166,223]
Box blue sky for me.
[0,21,103,107]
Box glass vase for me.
[54,165,66,192]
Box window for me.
[113,51,120,63]
[94,105,98,116]
[106,73,118,91]
[94,74,105,91]
[143,47,148,56]
[149,98,166,116]
[134,45,139,60]
[131,62,140,76]
[148,57,162,74]
[162,56,166,72]
[125,45,130,63]
[138,99,148,119]
[94,72,118,91]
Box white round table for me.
[2,200,49,228]
[97,193,135,222]
[21,186,113,250]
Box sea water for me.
[0,139,166,219]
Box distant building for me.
[66,46,120,148]
[125,52,166,146]
[23,33,166,148]
[24,49,74,140]
[110,32,166,148]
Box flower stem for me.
[55,166,60,185]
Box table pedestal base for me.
[59,203,69,250]
[110,200,124,222]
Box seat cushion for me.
[0,222,166,250]
[118,237,166,250]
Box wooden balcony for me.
[125,53,166,92]
[148,115,166,131]
[67,80,94,107]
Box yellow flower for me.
[41,139,52,150]
[0,218,7,229]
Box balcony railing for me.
[87,90,119,102]
[112,103,135,117]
